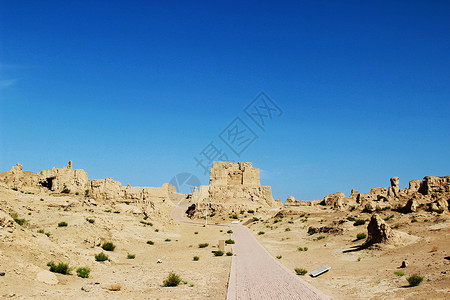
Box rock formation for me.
[364,214,395,245]
[189,162,281,218]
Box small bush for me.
[317,235,325,240]
[109,283,122,291]
[407,274,424,286]
[37,229,45,234]
[194,231,198,234]
[165,238,171,242]
[431,245,439,252]
[247,210,254,213]
[298,247,304,251]
[258,231,265,235]
[76,267,90,278]
[226,251,233,256]
[285,227,291,231]
[347,216,356,222]
[253,217,260,221]
[304,247,308,251]
[155,229,159,232]
[102,242,116,251]
[86,218,95,224]
[84,189,89,197]
[356,233,367,240]
[75,192,79,195]
[140,221,153,226]
[394,271,405,277]
[47,261,70,274]
[230,214,238,219]
[225,239,235,244]
[12,187,18,191]
[227,230,233,234]
[198,243,209,248]
[276,255,282,259]
[40,198,44,201]
[58,221,68,227]
[45,232,51,237]
[61,188,70,194]
[147,240,154,245]
[214,250,224,256]
[127,253,135,259]
[163,272,182,287]
[353,219,366,226]
[95,252,109,262]
[193,256,199,261]
[295,268,308,275]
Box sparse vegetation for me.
[226,251,233,256]
[285,227,291,232]
[199,243,209,248]
[76,267,91,278]
[108,283,122,291]
[317,235,325,240]
[347,216,356,222]
[47,261,70,274]
[230,214,238,219]
[127,253,135,259]
[225,239,235,244]
[155,229,159,232]
[140,220,153,226]
[95,252,109,262]
[431,245,439,252]
[298,247,308,251]
[227,230,233,234]
[193,256,199,261]
[294,268,308,275]
[194,231,198,234]
[258,231,265,235]
[102,242,116,251]
[214,250,224,256]
[384,215,394,221]
[86,218,95,224]
[356,233,367,240]
[61,188,70,194]
[276,255,282,259]
[247,210,254,213]
[163,272,182,287]
[84,189,89,197]
[353,219,366,226]
[58,221,68,227]
[407,274,424,286]
[37,229,45,234]
[411,217,418,223]
[394,271,405,276]
[165,238,171,242]
[253,217,260,221]
[147,240,155,245]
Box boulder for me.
[364,214,395,245]
[321,192,345,210]
[400,198,418,213]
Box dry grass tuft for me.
[108,283,122,291]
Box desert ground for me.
[0,163,449,299]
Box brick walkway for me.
[226,225,330,300]
[171,206,329,300]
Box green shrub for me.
[258,231,265,235]
[354,219,366,226]
[37,229,45,234]
[198,243,209,248]
[61,188,70,194]
[193,256,199,261]
[163,272,182,287]
[155,229,159,232]
[225,239,235,244]
[14,218,28,226]
[127,253,135,259]
[95,252,109,262]
[84,189,89,197]
[75,192,79,195]
[230,214,238,219]
[113,211,120,214]
[12,187,18,191]
[356,233,367,240]
[394,271,405,277]
[147,240,154,245]
[58,221,68,227]
[285,227,291,231]
[194,231,198,234]
[140,221,153,226]
[227,230,233,234]
[253,217,260,221]
[247,210,254,213]
[40,198,44,201]
[226,252,233,256]
[102,242,116,251]
[76,267,90,278]
[276,255,282,259]
[47,261,70,274]
[407,274,424,286]
[304,247,308,251]
[317,235,325,240]
[294,268,308,275]
[214,250,224,256]
[411,218,418,223]
[165,238,171,242]
[45,232,51,237]
[86,218,95,224]
[347,216,356,221]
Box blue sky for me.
[1,1,449,201]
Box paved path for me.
[171,206,329,300]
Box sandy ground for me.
[1,186,449,299]
[0,187,232,299]
[244,206,450,299]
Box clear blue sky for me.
[1,1,449,201]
